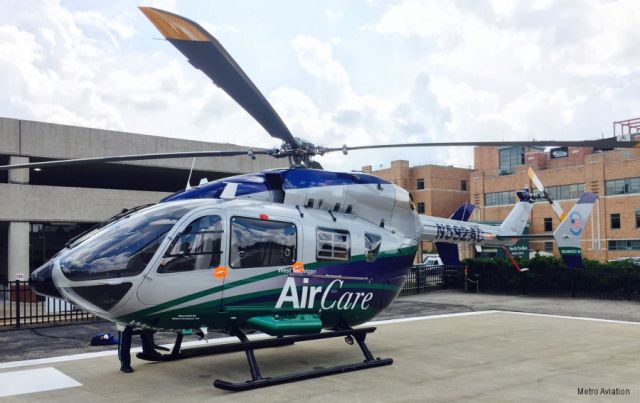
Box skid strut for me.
[213,327,392,392]
[136,331,295,362]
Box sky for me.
[0,0,639,172]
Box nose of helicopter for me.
[30,260,64,299]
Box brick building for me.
[472,144,640,261]
[363,125,640,262]
[362,160,472,257]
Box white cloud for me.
[292,35,350,88]
[0,0,638,175]
[283,33,454,171]
[370,0,640,168]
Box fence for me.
[400,265,460,296]
[1,280,100,330]
[461,258,640,301]
[11,262,633,330]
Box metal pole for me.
[15,280,21,330]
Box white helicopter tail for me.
[553,192,598,268]
[497,191,534,235]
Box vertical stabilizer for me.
[449,203,475,222]
[498,197,533,235]
[553,192,597,268]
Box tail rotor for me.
[528,167,566,221]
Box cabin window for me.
[316,228,350,261]
[364,233,382,262]
[158,215,223,273]
[230,217,297,268]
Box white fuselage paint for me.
[45,182,539,330]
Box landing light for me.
[33,168,42,172]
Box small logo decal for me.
[213,266,228,279]
[569,212,583,236]
[292,261,304,273]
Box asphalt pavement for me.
[2,290,639,363]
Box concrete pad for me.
[1,312,639,402]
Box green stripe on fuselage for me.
[115,246,415,323]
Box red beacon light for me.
[259,214,269,220]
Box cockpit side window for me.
[157,215,223,273]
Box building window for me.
[417,202,425,214]
[484,191,514,206]
[637,209,640,229]
[461,180,467,192]
[537,183,585,200]
[605,177,640,196]
[544,217,553,232]
[498,146,525,175]
[416,178,424,190]
[544,242,553,253]
[29,222,96,271]
[230,217,297,268]
[608,240,640,250]
[316,228,350,261]
[611,213,621,229]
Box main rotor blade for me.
[140,7,298,148]
[0,150,268,171]
[324,137,640,153]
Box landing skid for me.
[137,327,392,391]
[215,327,392,391]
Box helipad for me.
[1,310,638,402]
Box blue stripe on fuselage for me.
[161,168,390,202]
[282,169,389,189]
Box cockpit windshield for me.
[64,203,155,250]
[60,203,193,281]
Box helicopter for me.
[1,7,634,391]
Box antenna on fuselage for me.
[185,157,196,190]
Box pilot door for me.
[221,215,299,313]
[137,210,227,317]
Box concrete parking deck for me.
[1,310,639,402]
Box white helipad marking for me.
[500,311,640,326]
[1,310,638,371]
[367,310,498,326]
[0,311,497,370]
[0,334,271,370]
[0,367,81,397]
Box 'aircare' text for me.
[275,277,373,310]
